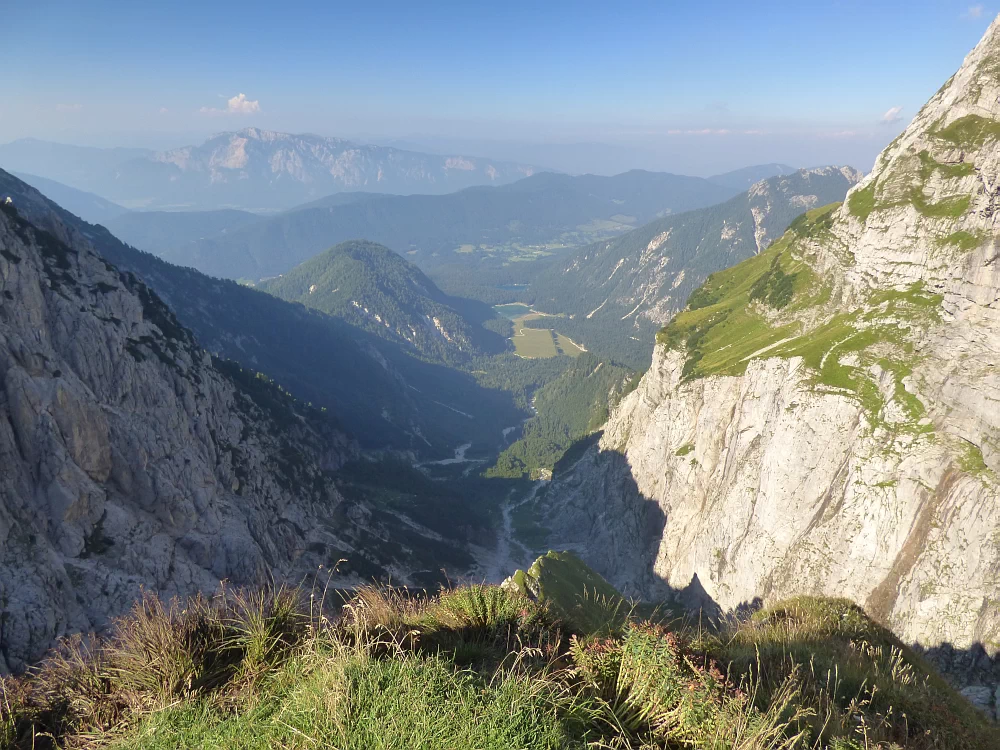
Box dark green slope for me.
[0,169,520,456]
[527,167,861,367]
[488,352,636,479]
[259,241,508,363]
[118,170,739,283]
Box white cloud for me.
[55,103,83,112]
[199,92,261,116]
[961,4,985,19]
[158,107,169,114]
[880,106,903,125]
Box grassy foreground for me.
[1,557,994,749]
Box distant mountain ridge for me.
[707,162,797,190]
[107,169,741,282]
[0,129,540,210]
[12,172,129,226]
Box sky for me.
[0,0,997,175]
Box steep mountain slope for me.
[115,170,740,283]
[11,172,128,226]
[0,170,520,456]
[527,167,861,366]
[0,198,479,673]
[707,162,796,190]
[259,241,506,363]
[539,18,1000,690]
[105,207,259,257]
[6,129,538,211]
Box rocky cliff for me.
[541,16,1000,716]
[0,199,453,673]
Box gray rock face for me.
[541,16,1000,704]
[0,202,379,672]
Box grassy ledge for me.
[1,553,995,749]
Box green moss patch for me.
[932,114,1000,150]
[938,230,983,252]
[848,182,877,222]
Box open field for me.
[495,304,586,358]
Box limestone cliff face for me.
[0,201,384,673]
[541,16,1000,707]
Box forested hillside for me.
[488,353,636,478]
[259,241,508,363]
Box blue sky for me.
[0,0,996,174]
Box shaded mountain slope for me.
[0,170,519,455]
[105,207,259,258]
[10,172,128,226]
[0,197,479,673]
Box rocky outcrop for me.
[0,200,422,673]
[541,15,1000,711]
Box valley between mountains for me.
[4,14,1000,747]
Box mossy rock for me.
[502,550,627,634]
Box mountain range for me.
[0,129,540,211]
[104,168,746,283]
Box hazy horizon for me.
[3,1,996,176]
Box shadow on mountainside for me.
[543,433,1000,719]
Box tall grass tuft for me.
[1,585,994,749]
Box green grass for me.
[498,309,585,359]
[554,332,586,357]
[3,558,995,750]
[658,196,943,433]
[917,150,976,180]
[847,183,877,222]
[932,114,1000,150]
[911,192,970,219]
[939,230,983,252]
[657,231,821,381]
[512,318,559,357]
[110,651,585,750]
[958,441,990,478]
